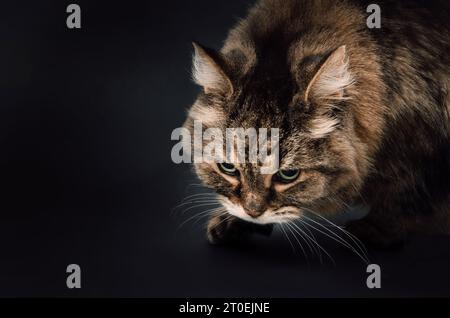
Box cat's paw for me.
[345,218,406,249]
[207,214,250,245]
[206,214,273,245]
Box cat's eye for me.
[218,163,238,176]
[276,169,300,183]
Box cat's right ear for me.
[192,42,234,96]
[304,45,353,103]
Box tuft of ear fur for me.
[192,42,233,96]
[188,101,225,127]
[304,45,354,103]
[308,116,341,139]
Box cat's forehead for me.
[226,86,292,128]
[226,106,283,129]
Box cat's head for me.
[184,42,372,224]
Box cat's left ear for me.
[192,42,234,96]
[304,45,354,103]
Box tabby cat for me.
[183,0,450,247]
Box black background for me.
[0,0,449,297]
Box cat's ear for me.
[192,42,234,96]
[304,45,353,103]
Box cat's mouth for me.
[219,197,302,225]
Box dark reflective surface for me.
[0,0,449,297]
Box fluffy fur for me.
[183,0,450,247]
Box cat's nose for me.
[243,194,266,218]
[242,192,266,219]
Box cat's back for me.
[224,0,364,46]
[225,0,449,54]
[223,0,450,127]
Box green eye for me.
[277,169,300,182]
[218,163,238,175]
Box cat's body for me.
[184,0,450,246]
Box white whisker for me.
[178,207,225,229]
[180,202,220,215]
[279,223,296,253]
[301,214,369,264]
[285,223,308,261]
[304,209,370,262]
[288,222,320,262]
[291,221,336,265]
